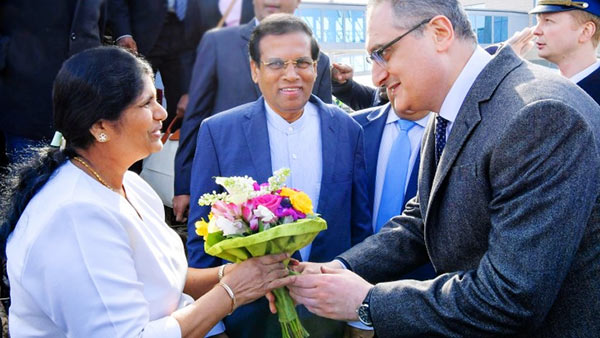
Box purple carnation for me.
[275,207,305,221]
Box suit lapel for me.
[362,105,388,204]
[419,118,436,217]
[242,98,273,180]
[404,151,420,207]
[239,21,261,97]
[315,97,338,210]
[425,46,523,217]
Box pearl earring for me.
[98,133,108,143]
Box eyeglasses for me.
[260,57,317,71]
[366,18,432,67]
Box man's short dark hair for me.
[249,13,320,65]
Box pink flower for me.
[250,194,282,214]
[212,201,241,221]
[253,182,270,191]
[241,200,255,222]
[249,218,259,231]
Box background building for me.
[461,0,535,12]
[299,1,534,84]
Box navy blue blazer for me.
[187,94,372,268]
[174,20,333,195]
[577,66,600,106]
[351,104,419,213]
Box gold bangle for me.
[218,281,236,315]
[218,263,231,281]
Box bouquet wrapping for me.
[195,168,327,338]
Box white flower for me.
[216,216,247,236]
[268,168,291,191]
[215,176,256,203]
[254,204,276,223]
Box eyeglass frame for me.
[259,57,318,71]
[366,17,433,67]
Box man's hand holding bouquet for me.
[195,168,327,338]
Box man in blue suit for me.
[173,0,333,222]
[188,14,371,338]
[347,90,433,338]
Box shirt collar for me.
[265,101,316,132]
[438,46,492,124]
[569,59,600,84]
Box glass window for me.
[493,16,508,43]
[470,15,492,44]
[298,9,319,41]
[352,54,366,72]
[336,11,344,43]
[323,10,337,43]
[352,10,365,43]
[344,11,353,43]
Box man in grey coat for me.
[283,0,600,336]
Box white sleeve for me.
[21,203,182,338]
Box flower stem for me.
[273,287,309,338]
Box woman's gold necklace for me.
[72,156,119,193]
[72,156,143,219]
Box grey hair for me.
[368,0,476,42]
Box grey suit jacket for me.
[339,46,600,337]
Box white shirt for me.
[7,162,195,337]
[438,46,492,139]
[371,108,430,231]
[569,59,600,84]
[266,101,323,261]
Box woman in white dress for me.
[0,46,291,337]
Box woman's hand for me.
[221,253,293,309]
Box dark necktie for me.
[435,115,448,165]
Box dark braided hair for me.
[0,46,153,257]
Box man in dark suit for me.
[0,0,106,162]
[173,0,333,222]
[178,0,254,124]
[286,0,600,336]
[332,63,382,110]
[185,0,254,51]
[188,14,371,337]
[531,0,600,104]
[108,0,190,128]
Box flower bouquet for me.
[195,168,327,338]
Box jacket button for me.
[71,33,76,40]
